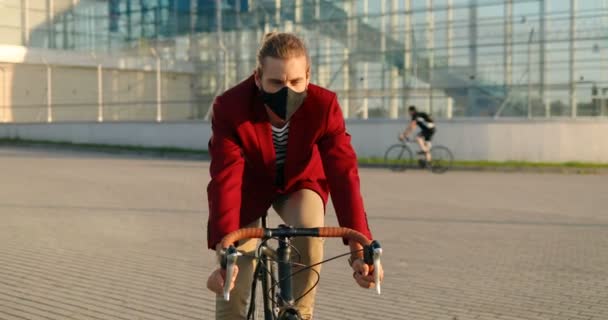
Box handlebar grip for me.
[317,227,372,246]
[220,228,264,249]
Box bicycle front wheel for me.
[247,249,277,320]
[429,146,454,173]
[383,144,413,171]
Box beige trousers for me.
[215,189,325,320]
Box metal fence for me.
[1,0,607,122]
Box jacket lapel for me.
[282,98,310,181]
[253,96,276,181]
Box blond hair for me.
[256,32,310,75]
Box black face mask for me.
[260,86,307,120]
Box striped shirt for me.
[272,122,289,187]
[272,122,289,165]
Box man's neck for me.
[265,106,287,128]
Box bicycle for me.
[219,216,383,320]
[383,136,454,173]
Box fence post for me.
[44,60,53,123]
[98,63,103,122]
[150,48,162,122]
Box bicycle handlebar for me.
[219,226,383,300]
[220,226,372,250]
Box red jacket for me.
[207,76,372,249]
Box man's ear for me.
[254,69,262,89]
[305,67,311,87]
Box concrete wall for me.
[1,119,608,162]
[0,122,211,150]
[0,63,195,122]
[0,45,196,123]
[348,119,608,162]
[0,0,79,46]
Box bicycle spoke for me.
[384,144,412,171]
[429,146,453,173]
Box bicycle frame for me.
[401,138,432,153]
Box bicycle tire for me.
[429,146,454,174]
[261,252,276,320]
[248,262,263,320]
[247,251,277,320]
[383,144,414,171]
[278,309,301,320]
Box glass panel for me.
[2,0,607,121]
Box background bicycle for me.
[384,136,454,173]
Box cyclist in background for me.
[400,105,436,164]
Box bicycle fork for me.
[276,231,302,319]
[277,235,294,305]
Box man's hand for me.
[351,258,384,289]
[206,266,239,295]
[398,133,405,141]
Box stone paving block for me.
[1,148,607,320]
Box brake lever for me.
[364,240,383,295]
[372,245,383,295]
[220,246,241,301]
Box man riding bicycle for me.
[400,105,436,163]
[205,32,384,320]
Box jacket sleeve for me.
[206,96,244,250]
[317,94,373,243]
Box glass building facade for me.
[1,0,607,120]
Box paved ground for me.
[1,147,607,320]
